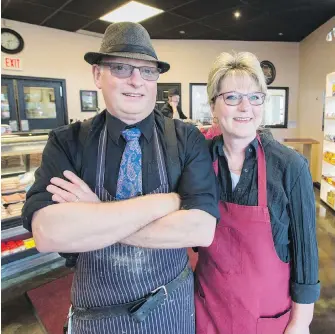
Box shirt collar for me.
[211,130,274,161]
[106,111,154,145]
[211,135,258,161]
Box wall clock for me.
[260,60,276,85]
[1,28,24,54]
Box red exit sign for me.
[2,56,23,71]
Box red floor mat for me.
[26,273,74,334]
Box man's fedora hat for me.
[84,22,170,73]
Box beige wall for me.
[298,17,335,181]
[2,19,299,140]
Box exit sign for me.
[2,56,23,71]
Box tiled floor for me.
[1,190,334,333]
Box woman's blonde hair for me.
[207,51,267,104]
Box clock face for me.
[1,28,24,54]
[2,32,20,50]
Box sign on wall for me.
[2,56,23,71]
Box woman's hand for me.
[46,170,100,203]
[284,322,310,334]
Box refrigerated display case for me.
[321,72,335,211]
[1,134,63,283]
[1,75,68,132]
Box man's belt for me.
[72,264,192,323]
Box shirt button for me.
[244,168,249,173]
[237,188,241,192]
[248,148,252,152]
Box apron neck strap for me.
[213,160,219,176]
[256,134,267,207]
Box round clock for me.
[1,28,24,54]
[260,60,276,85]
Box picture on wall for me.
[189,83,212,125]
[263,87,288,128]
[80,90,98,112]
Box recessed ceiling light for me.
[100,1,164,23]
[278,32,283,36]
[179,30,185,34]
[234,11,241,19]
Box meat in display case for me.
[1,133,64,284]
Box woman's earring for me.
[212,116,219,124]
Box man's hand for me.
[284,322,310,334]
[46,170,100,203]
[169,101,178,110]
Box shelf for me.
[321,179,335,188]
[1,216,22,231]
[323,160,335,167]
[2,189,26,195]
[1,248,39,265]
[325,117,335,120]
[1,225,30,241]
[320,181,335,211]
[1,169,26,176]
[324,139,335,144]
[1,251,63,282]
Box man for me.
[161,88,187,120]
[22,22,218,333]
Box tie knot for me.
[121,128,141,142]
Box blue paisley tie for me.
[116,128,142,200]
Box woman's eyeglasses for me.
[213,91,266,106]
[99,62,161,81]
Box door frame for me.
[2,74,69,126]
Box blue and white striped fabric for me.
[70,123,195,334]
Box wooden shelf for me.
[325,117,335,120]
[282,138,320,144]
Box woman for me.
[195,52,320,334]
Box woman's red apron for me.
[195,136,292,334]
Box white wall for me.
[1,19,300,140]
[298,16,335,181]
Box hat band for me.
[100,44,158,60]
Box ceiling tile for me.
[2,0,55,25]
[170,0,239,20]
[139,0,195,11]
[62,0,126,18]
[141,12,191,35]
[21,0,70,9]
[200,5,264,32]
[43,11,93,31]
[85,20,110,34]
[152,22,225,39]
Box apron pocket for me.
[256,308,291,334]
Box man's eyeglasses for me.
[213,91,266,106]
[99,62,161,81]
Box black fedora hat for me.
[84,22,170,74]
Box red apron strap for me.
[256,134,267,207]
[213,160,219,176]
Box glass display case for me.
[1,75,68,132]
[1,134,63,283]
